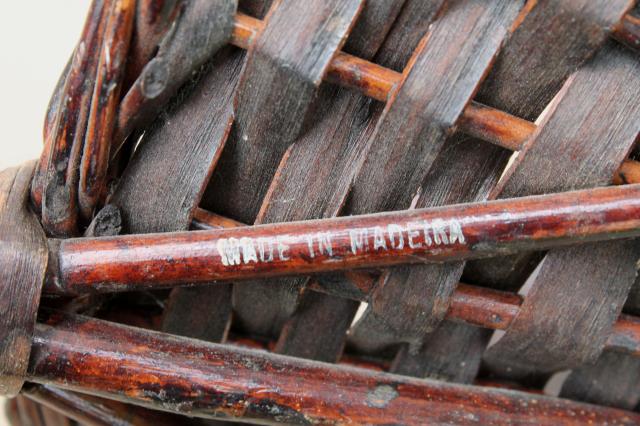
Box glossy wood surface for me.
[25,312,640,425]
[46,184,640,295]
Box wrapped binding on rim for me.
[0,162,47,396]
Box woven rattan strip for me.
[116,0,237,144]
[205,0,363,224]
[561,350,640,410]
[0,163,47,396]
[560,270,640,410]
[242,0,448,360]
[558,190,640,412]
[482,43,640,379]
[346,0,521,353]
[109,0,270,344]
[232,0,411,345]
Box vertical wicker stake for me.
[0,162,47,396]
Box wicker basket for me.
[2,0,640,424]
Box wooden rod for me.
[447,283,521,331]
[35,0,112,237]
[230,12,262,49]
[78,0,135,221]
[45,184,640,295]
[229,13,640,184]
[26,312,640,425]
[608,314,640,356]
[194,210,640,357]
[612,12,640,52]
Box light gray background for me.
[0,1,91,169]
[0,1,90,423]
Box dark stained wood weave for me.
[108,3,278,349]
[205,0,364,224]
[346,0,522,356]
[482,42,640,377]
[232,0,420,345]
[116,0,237,143]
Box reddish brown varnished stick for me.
[448,285,640,357]
[226,14,640,183]
[231,12,263,49]
[613,12,640,51]
[78,0,135,220]
[33,0,110,236]
[26,312,640,425]
[608,314,640,356]
[447,283,522,331]
[325,50,400,103]
[193,209,640,357]
[46,184,640,295]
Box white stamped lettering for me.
[217,218,465,268]
[349,228,369,254]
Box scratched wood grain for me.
[110,51,237,234]
[346,0,520,217]
[272,0,452,361]
[560,350,640,411]
[204,0,363,225]
[481,42,640,378]
[476,0,634,123]
[143,0,274,350]
[347,0,522,353]
[274,290,359,361]
[391,321,493,383]
[466,0,635,289]
[349,134,511,353]
[390,1,639,385]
